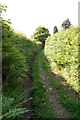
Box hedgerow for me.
[45,26,79,92]
[1,19,42,119]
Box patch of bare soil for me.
[38,56,69,118]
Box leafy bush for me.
[45,26,79,92]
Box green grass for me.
[32,54,57,118]
[40,50,80,118]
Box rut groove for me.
[38,55,69,118]
[21,57,35,119]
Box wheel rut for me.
[21,57,35,119]
[38,55,69,118]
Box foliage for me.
[53,26,58,34]
[3,108,28,119]
[1,8,42,119]
[2,95,29,120]
[2,19,42,90]
[45,26,79,92]
[61,19,71,30]
[33,26,50,45]
[0,4,7,16]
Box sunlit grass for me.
[32,54,57,118]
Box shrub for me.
[45,26,79,92]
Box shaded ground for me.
[21,57,35,119]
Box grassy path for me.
[32,50,80,119]
[32,55,57,118]
[38,54,69,118]
[40,50,80,118]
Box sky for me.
[0,0,79,37]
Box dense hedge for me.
[1,20,42,119]
[44,26,79,92]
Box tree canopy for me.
[53,26,58,34]
[61,19,71,30]
[33,26,50,44]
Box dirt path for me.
[21,57,35,119]
[38,55,69,118]
[20,51,79,119]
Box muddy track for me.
[21,56,35,119]
[38,55,69,118]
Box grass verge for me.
[32,54,57,118]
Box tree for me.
[0,4,7,17]
[53,26,58,34]
[33,26,50,45]
[61,19,71,30]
